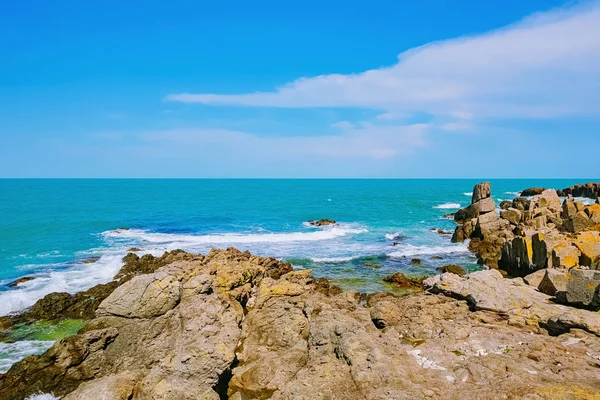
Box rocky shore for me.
[1,183,600,399]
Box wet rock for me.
[82,256,100,264]
[383,272,423,288]
[431,255,443,260]
[7,276,35,288]
[363,263,381,269]
[436,264,466,276]
[127,247,141,252]
[521,188,546,197]
[410,258,421,265]
[307,219,336,227]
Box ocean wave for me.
[26,394,59,400]
[504,191,521,197]
[0,252,125,316]
[388,243,469,258]
[0,340,54,373]
[385,232,404,240]
[433,203,461,209]
[103,226,368,245]
[463,192,473,196]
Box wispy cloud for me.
[166,2,600,123]
[138,122,431,160]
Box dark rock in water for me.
[392,242,400,246]
[435,228,452,235]
[383,272,423,288]
[431,256,443,260]
[363,263,381,269]
[128,247,142,252]
[410,258,421,265]
[442,213,455,220]
[521,188,546,197]
[558,182,600,199]
[82,256,100,264]
[436,264,466,276]
[7,276,35,288]
[307,218,336,227]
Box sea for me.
[0,178,595,373]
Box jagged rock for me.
[559,182,600,199]
[523,269,546,288]
[573,231,600,268]
[499,200,512,210]
[551,242,581,268]
[2,251,600,399]
[423,269,600,335]
[556,269,600,310]
[512,197,531,212]
[7,276,35,287]
[471,181,491,203]
[383,272,423,289]
[500,208,522,225]
[436,264,466,276]
[564,210,591,233]
[307,219,336,227]
[521,188,546,196]
[537,269,567,296]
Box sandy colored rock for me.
[537,269,567,296]
[551,241,581,268]
[556,269,600,309]
[523,269,546,288]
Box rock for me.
[477,197,496,214]
[564,210,591,233]
[424,269,600,335]
[410,258,421,265]
[363,263,381,269]
[308,219,336,227]
[3,249,600,399]
[383,272,423,288]
[472,182,491,203]
[7,276,35,287]
[392,241,399,246]
[573,231,600,268]
[434,228,453,235]
[551,242,581,268]
[521,188,546,197]
[436,264,466,276]
[499,200,513,210]
[441,213,455,220]
[523,269,546,288]
[501,208,522,225]
[537,269,567,296]
[127,247,141,252]
[559,182,600,199]
[512,197,531,212]
[431,256,443,260]
[82,257,101,264]
[585,203,600,227]
[562,200,578,219]
[556,269,600,309]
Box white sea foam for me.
[388,243,469,258]
[463,192,473,196]
[103,226,367,246]
[433,203,461,209]
[504,191,521,197]
[0,340,54,373]
[0,252,125,316]
[26,394,59,400]
[385,232,403,240]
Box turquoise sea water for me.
[0,178,594,371]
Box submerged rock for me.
[436,264,466,277]
[383,272,424,288]
[7,277,35,288]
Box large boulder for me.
[537,269,567,296]
[472,181,491,203]
[573,231,600,268]
[556,269,600,310]
[551,242,581,269]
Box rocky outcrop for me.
[383,272,424,289]
[436,264,466,276]
[521,188,546,197]
[558,182,600,199]
[3,249,600,399]
[307,219,336,227]
[7,277,35,288]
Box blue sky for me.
[1,0,599,177]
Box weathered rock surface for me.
[307,219,336,227]
[436,264,466,277]
[383,272,424,289]
[2,249,600,400]
[521,188,546,197]
[7,276,35,288]
[558,182,600,199]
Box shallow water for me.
[0,178,593,370]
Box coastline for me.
[1,180,600,398]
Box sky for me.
[1,0,599,178]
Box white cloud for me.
[165,2,600,121]
[138,123,430,160]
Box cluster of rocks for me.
[2,248,600,399]
[307,219,337,227]
[452,182,600,311]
